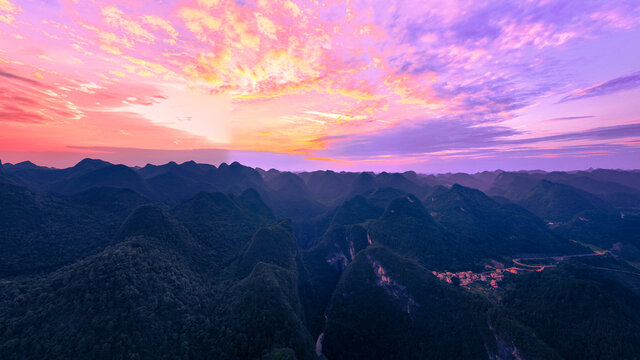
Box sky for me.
[0,0,639,173]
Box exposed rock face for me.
[369,255,420,315]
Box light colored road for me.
[513,250,640,277]
[512,251,608,269]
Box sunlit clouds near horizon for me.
[1,0,639,172]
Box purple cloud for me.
[511,123,640,144]
[320,120,640,158]
[561,72,640,102]
[320,118,519,157]
[545,116,596,122]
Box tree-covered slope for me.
[518,180,612,222]
[426,184,585,258]
[367,195,471,270]
[321,246,559,360]
[498,263,640,360]
[0,182,149,276]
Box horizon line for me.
[2,157,639,176]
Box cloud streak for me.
[0,70,41,86]
[545,116,596,122]
[320,119,640,160]
[561,71,640,102]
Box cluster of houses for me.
[432,267,522,288]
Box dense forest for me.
[1,158,640,359]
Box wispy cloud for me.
[545,116,596,122]
[0,70,41,86]
[321,119,640,158]
[320,117,520,157]
[561,72,640,102]
[510,122,640,144]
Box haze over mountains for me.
[1,159,640,359]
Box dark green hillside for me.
[264,172,327,219]
[485,172,543,200]
[598,191,640,208]
[518,180,612,222]
[367,195,468,270]
[238,221,298,276]
[374,172,426,197]
[67,158,112,174]
[137,161,208,180]
[1,161,64,190]
[293,191,383,250]
[556,209,640,258]
[51,164,151,196]
[364,186,408,208]
[322,247,489,359]
[237,188,276,219]
[210,161,266,192]
[345,172,376,197]
[0,160,13,184]
[340,171,426,202]
[70,187,150,212]
[330,194,384,226]
[431,171,491,189]
[146,170,217,204]
[0,234,211,360]
[171,190,275,271]
[0,199,317,360]
[499,264,640,360]
[300,224,371,335]
[264,171,307,192]
[321,246,562,360]
[117,204,192,247]
[305,170,347,204]
[221,262,315,360]
[589,169,640,191]
[0,182,148,276]
[544,171,638,199]
[217,221,317,360]
[426,184,585,257]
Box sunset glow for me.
[1,0,639,171]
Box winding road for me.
[512,250,640,277]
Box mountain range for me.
[1,158,640,359]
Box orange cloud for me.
[178,7,221,42]
[0,0,21,24]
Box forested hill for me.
[1,159,640,359]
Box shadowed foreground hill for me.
[498,263,640,359]
[0,201,314,360]
[322,246,492,359]
[0,205,211,359]
[1,159,640,359]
